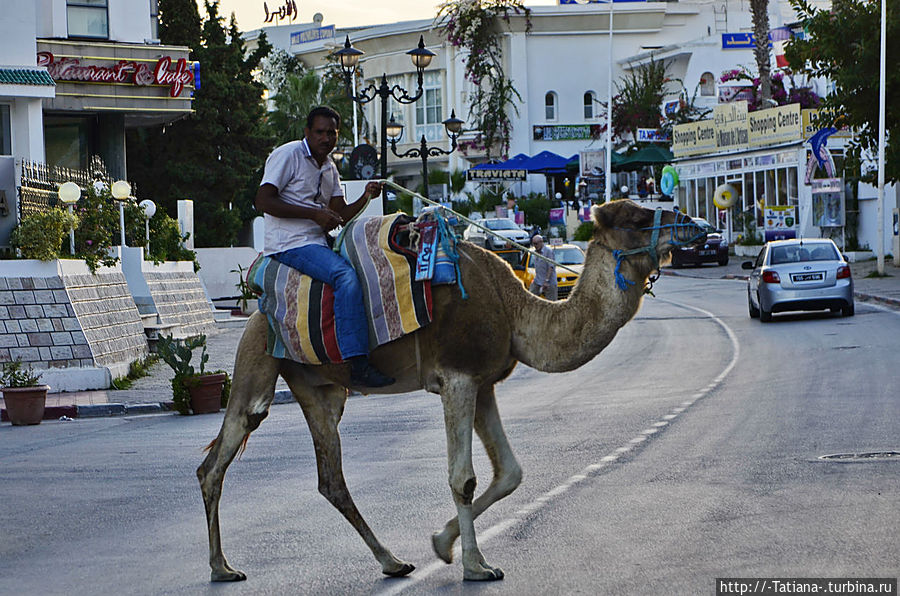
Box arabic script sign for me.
[264,0,298,24]
[37,51,194,97]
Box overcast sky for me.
[204,0,560,31]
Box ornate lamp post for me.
[384,110,463,200]
[334,34,436,211]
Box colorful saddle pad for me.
[247,213,433,364]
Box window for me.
[415,72,443,142]
[700,72,715,96]
[545,92,557,121]
[0,105,11,155]
[584,91,596,119]
[67,0,108,39]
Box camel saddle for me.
[247,213,435,365]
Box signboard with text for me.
[467,168,527,182]
[533,124,603,141]
[748,104,802,147]
[672,119,717,157]
[763,205,798,241]
[713,101,749,152]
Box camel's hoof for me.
[431,532,453,564]
[211,569,247,582]
[463,565,504,581]
[382,562,415,577]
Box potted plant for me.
[230,264,258,315]
[1,360,50,426]
[156,334,230,415]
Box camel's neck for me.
[509,244,648,372]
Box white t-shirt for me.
[260,139,344,255]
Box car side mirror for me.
[741,261,755,270]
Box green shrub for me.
[573,221,594,241]
[9,208,78,261]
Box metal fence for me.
[18,156,118,218]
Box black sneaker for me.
[349,359,395,388]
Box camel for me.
[197,200,705,583]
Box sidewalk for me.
[4,256,899,422]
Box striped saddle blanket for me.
[247,214,433,365]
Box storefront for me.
[672,103,851,245]
[36,39,195,179]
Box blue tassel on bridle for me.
[612,250,636,291]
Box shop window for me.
[700,72,715,96]
[415,72,443,142]
[0,105,10,155]
[44,117,92,171]
[545,92,557,121]
[68,0,109,39]
[584,91,596,119]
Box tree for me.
[785,0,900,183]
[127,1,274,247]
[267,71,324,146]
[750,0,772,104]
[436,0,531,158]
[158,0,200,49]
[610,58,672,145]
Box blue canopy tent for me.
[519,151,576,175]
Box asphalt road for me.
[1,275,897,595]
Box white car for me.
[463,218,530,250]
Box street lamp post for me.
[384,111,463,200]
[57,181,81,255]
[139,199,156,255]
[334,35,436,212]
[111,180,131,247]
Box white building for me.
[0,0,195,247]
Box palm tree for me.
[750,0,772,105]
[267,70,323,146]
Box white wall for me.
[0,0,38,64]
[12,98,47,161]
[33,0,152,42]
[194,247,261,300]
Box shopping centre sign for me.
[37,51,194,98]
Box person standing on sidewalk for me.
[529,234,558,300]
[255,106,393,388]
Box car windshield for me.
[485,219,519,231]
[553,247,585,265]
[770,243,838,264]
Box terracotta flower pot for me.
[186,373,226,414]
[2,385,50,425]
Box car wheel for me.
[759,303,772,323]
[842,302,855,317]
[671,255,682,269]
[484,238,493,249]
[718,257,729,266]
[748,290,760,318]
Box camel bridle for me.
[611,209,707,291]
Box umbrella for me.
[519,151,573,174]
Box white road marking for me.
[377,299,740,595]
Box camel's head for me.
[590,200,707,270]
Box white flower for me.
[92,181,107,194]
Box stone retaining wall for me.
[143,262,216,338]
[0,260,149,389]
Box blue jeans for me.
[272,244,369,358]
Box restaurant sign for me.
[37,51,194,98]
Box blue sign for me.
[291,26,335,45]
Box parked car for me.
[741,238,854,322]
[497,243,585,299]
[463,218,530,250]
[670,217,728,267]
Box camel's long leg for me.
[439,376,504,581]
[285,372,415,577]
[197,314,280,582]
[432,384,522,565]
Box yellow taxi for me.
[493,243,585,299]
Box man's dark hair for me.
[306,106,341,130]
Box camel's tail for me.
[203,434,251,459]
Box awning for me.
[519,151,577,174]
[615,145,675,171]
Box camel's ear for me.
[591,204,610,229]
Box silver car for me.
[463,218,530,250]
[742,238,854,322]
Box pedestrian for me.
[255,105,394,387]
[528,234,557,301]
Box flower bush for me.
[436,0,531,158]
[9,207,79,261]
[719,67,821,111]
